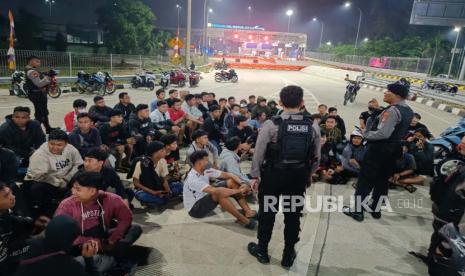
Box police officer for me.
[248,85,320,268]
[343,82,414,221]
[24,55,54,134]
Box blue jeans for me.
[135,182,183,205]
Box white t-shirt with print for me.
[183,168,222,211]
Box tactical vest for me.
[371,104,414,142]
[24,67,42,93]
[264,114,315,170]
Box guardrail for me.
[358,73,465,106]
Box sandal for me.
[404,184,417,193]
[246,212,258,220]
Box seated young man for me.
[227,115,255,154]
[219,137,257,187]
[251,97,271,119]
[55,172,142,265]
[223,104,240,130]
[24,130,83,217]
[408,128,434,180]
[319,115,342,145]
[99,110,136,171]
[328,107,346,138]
[113,92,135,122]
[82,149,133,206]
[248,111,267,131]
[165,89,179,108]
[182,94,204,140]
[186,130,219,169]
[0,181,39,276]
[88,96,113,126]
[0,106,45,172]
[132,142,183,207]
[160,134,182,183]
[184,151,256,229]
[168,98,188,145]
[128,104,161,157]
[202,105,224,154]
[389,142,420,193]
[150,89,166,112]
[68,113,103,158]
[150,100,183,139]
[64,99,87,133]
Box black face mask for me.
[368,107,376,112]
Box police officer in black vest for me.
[343,82,414,221]
[24,55,54,134]
[248,85,320,268]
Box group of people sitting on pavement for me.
[0,87,287,275]
[313,99,434,194]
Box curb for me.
[362,83,465,117]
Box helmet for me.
[432,223,465,273]
[350,129,363,139]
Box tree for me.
[55,32,67,51]
[153,31,173,56]
[97,0,156,55]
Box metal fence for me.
[306,52,432,74]
[0,49,176,77]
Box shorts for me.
[188,194,218,218]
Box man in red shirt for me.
[63,99,87,133]
[168,98,188,145]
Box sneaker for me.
[243,219,257,230]
[281,247,297,268]
[247,242,270,264]
[342,206,364,222]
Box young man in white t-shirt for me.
[184,150,257,229]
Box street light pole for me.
[176,4,181,36]
[354,7,362,55]
[202,0,208,55]
[286,10,293,32]
[313,18,324,49]
[186,0,192,67]
[448,27,461,78]
[45,0,55,16]
[248,6,252,24]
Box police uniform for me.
[344,83,414,221]
[248,111,320,266]
[25,65,52,133]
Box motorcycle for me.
[103,72,116,95]
[159,70,186,89]
[343,80,360,105]
[214,69,238,83]
[43,69,61,98]
[189,70,201,87]
[10,71,27,98]
[214,62,228,70]
[131,70,156,90]
[76,71,106,96]
[432,117,465,177]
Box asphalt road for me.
[0,66,457,276]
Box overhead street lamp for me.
[45,0,55,17]
[176,4,182,35]
[286,9,293,32]
[312,17,325,48]
[248,6,252,23]
[448,26,461,78]
[363,37,369,42]
[344,1,363,55]
[326,41,332,46]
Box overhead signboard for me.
[410,0,465,27]
[208,23,265,31]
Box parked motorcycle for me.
[76,71,106,96]
[189,71,201,87]
[44,69,61,98]
[131,70,156,90]
[103,72,116,95]
[432,117,465,177]
[159,70,186,89]
[10,71,27,98]
[214,69,238,83]
[343,80,360,106]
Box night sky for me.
[0,0,451,48]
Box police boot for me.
[281,245,297,268]
[248,242,270,264]
[368,204,381,219]
[342,206,364,222]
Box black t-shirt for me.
[203,117,223,142]
[98,123,129,147]
[359,111,371,125]
[227,126,253,143]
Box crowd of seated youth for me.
[0,88,436,275]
